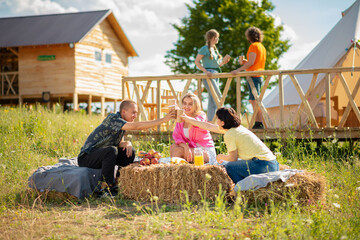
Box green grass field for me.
[0,106,359,239]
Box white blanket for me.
[234,169,304,192]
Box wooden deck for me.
[123,66,360,139]
[3,65,360,140]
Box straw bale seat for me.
[240,171,326,205]
[118,164,233,203]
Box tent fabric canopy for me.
[263,0,360,109]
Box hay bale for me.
[28,189,78,203]
[118,164,233,203]
[240,171,326,205]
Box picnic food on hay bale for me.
[138,149,161,166]
[138,151,147,158]
[170,157,189,164]
[118,164,234,203]
[239,171,326,205]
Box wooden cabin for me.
[0,10,137,115]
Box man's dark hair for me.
[119,99,137,113]
[216,107,241,129]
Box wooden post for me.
[18,94,23,108]
[326,73,331,128]
[236,77,241,119]
[157,80,161,131]
[279,74,284,128]
[1,73,4,96]
[60,98,65,112]
[197,78,202,102]
[126,82,131,100]
[101,95,105,117]
[73,92,78,111]
[122,79,125,100]
[152,87,155,104]
[88,94,92,116]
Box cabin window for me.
[105,53,112,64]
[95,51,102,62]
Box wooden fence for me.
[123,67,360,130]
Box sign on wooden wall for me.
[37,55,56,61]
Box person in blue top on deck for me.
[195,29,231,121]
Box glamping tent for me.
[263,0,360,128]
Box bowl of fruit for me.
[138,149,161,166]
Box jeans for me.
[203,68,222,121]
[225,158,279,184]
[78,146,135,185]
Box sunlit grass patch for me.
[0,107,360,239]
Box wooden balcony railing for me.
[123,67,360,130]
[1,71,18,97]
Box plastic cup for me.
[176,109,184,122]
[167,99,178,119]
[239,56,244,65]
[194,147,204,166]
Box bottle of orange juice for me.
[194,147,204,166]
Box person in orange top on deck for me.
[232,27,266,129]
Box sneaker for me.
[99,185,118,199]
[100,191,115,199]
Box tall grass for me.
[0,106,102,206]
[1,107,360,239]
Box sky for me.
[0,0,356,77]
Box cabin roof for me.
[0,9,137,57]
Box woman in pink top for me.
[170,92,217,164]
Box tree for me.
[165,0,290,108]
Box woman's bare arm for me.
[181,114,225,134]
[216,150,238,163]
[231,52,256,74]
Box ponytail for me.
[214,45,222,60]
[207,43,213,60]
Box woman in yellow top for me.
[180,107,279,184]
[232,27,266,129]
